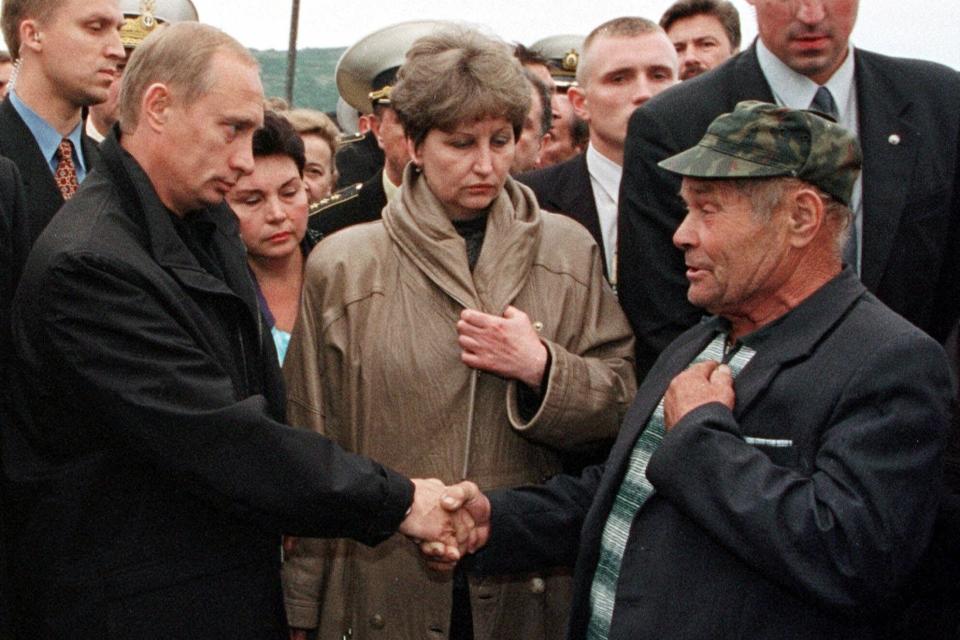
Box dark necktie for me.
[810,86,839,120]
[55,138,79,201]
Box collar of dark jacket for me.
[381,164,543,314]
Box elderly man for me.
[520,17,678,284]
[617,0,960,379]
[459,102,953,640]
[660,0,740,80]
[4,23,475,637]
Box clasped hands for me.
[399,478,491,571]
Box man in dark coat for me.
[4,23,474,638]
[458,102,953,640]
[617,0,960,378]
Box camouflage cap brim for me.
[658,142,794,179]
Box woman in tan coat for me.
[282,28,636,640]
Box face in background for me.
[371,106,410,185]
[511,84,546,175]
[747,0,858,84]
[409,116,515,221]
[673,178,793,319]
[0,61,12,97]
[88,59,126,133]
[537,91,583,168]
[301,133,337,203]
[228,154,309,261]
[523,62,557,95]
[154,52,264,215]
[29,0,125,107]
[667,13,737,80]
[569,32,678,163]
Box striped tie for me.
[586,332,756,640]
[55,138,79,201]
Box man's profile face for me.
[571,32,678,157]
[34,0,125,106]
[673,178,792,318]
[159,52,265,214]
[511,84,545,174]
[747,0,858,84]
[667,13,736,80]
[371,106,410,183]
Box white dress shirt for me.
[586,143,622,281]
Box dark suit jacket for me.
[518,154,608,276]
[617,45,960,376]
[475,269,953,640]
[308,168,388,238]
[0,96,100,254]
[3,133,413,637]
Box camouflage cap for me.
[658,100,862,205]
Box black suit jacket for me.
[4,133,413,636]
[617,45,960,376]
[475,269,953,640]
[518,154,608,275]
[308,168,388,238]
[0,96,100,253]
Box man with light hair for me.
[520,17,678,285]
[4,22,479,636]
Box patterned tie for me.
[586,332,756,640]
[810,86,839,120]
[55,138,79,201]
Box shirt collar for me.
[9,88,87,175]
[585,143,623,203]
[382,169,401,203]
[755,38,856,118]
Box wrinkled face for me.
[228,154,308,261]
[747,0,858,84]
[673,178,791,317]
[301,133,336,203]
[667,14,737,80]
[32,0,125,107]
[573,32,678,158]
[0,61,13,97]
[511,85,545,175]
[157,52,264,215]
[410,116,515,221]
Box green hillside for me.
[252,47,346,113]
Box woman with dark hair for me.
[282,29,636,640]
[227,110,317,364]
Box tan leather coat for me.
[282,168,636,639]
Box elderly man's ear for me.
[786,187,826,249]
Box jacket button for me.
[529,577,546,594]
[370,614,385,629]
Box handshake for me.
[399,478,492,571]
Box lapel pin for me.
[888,134,901,146]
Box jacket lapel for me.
[854,51,917,291]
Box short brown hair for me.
[660,0,741,50]
[118,22,256,132]
[2,0,57,58]
[577,17,662,85]
[390,28,530,148]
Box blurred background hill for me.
[252,47,346,112]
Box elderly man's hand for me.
[663,360,734,430]
[457,306,547,388]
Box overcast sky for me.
[191,0,959,70]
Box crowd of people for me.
[0,0,958,638]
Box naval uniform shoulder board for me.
[309,182,364,217]
[336,132,366,147]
